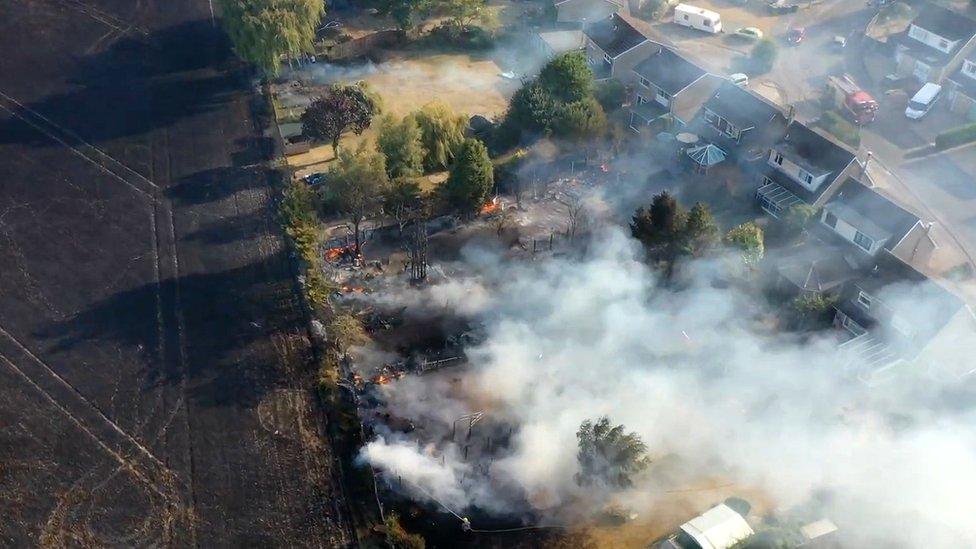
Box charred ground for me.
[0,0,349,546]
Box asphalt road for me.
[0,1,350,546]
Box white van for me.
[674,4,722,34]
[905,82,942,119]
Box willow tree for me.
[414,102,467,172]
[218,0,325,75]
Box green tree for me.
[575,417,650,489]
[790,293,837,330]
[685,202,719,255]
[638,0,667,20]
[280,180,321,262]
[538,52,594,103]
[444,138,494,213]
[384,512,426,549]
[594,80,626,113]
[302,84,379,155]
[374,0,428,30]
[750,38,778,74]
[384,177,423,235]
[377,114,426,179]
[724,222,765,266]
[504,81,560,137]
[555,97,607,142]
[329,146,389,254]
[414,102,467,172]
[783,203,816,237]
[218,0,325,75]
[630,191,686,251]
[433,0,489,34]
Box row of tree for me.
[218,0,326,75]
[630,191,765,276]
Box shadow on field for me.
[37,250,303,408]
[183,209,272,245]
[0,21,245,149]
[164,165,270,205]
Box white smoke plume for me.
[360,226,976,547]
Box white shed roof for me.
[679,504,754,549]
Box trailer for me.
[673,4,722,34]
[826,74,879,125]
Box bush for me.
[935,122,976,150]
[638,0,668,20]
[595,80,626,113]
[819,111,860,148]
[425,23,494,50]
[749,38,778,74]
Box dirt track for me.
[0,1,350,546]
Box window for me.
[853,230,874,251]
[857,291,873,309]
[939,39,950,50]
[773,152,783,165]
[683,14,689,20]
[639,76,650,88]
[636,95,647,105]
[965,62,976,77]
[655,89,670,106]
[823,212,838,228]
[603,52,613,64]
[910,25,929,42]
[798,169,814,185]
[704,109,718,124]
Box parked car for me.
[905,82,942,120]
[833,35,847,49]
[303,172,326,186]
[734,27,764,41]
[787,26,805,45]
[767,0,798,14]
[729,73,749,87]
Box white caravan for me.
[674,4,722,34]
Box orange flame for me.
[373,374,390,385]
[480,197,500,216]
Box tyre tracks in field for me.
[0,86,198,543]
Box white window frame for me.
[823,211,838,228]
[636,94,648,105]
[603,52,613,64]
[798,169,814,185]
[773,152,783,165]
[853,230,874,252]
[639,76,650,88]
[857,291,873,309]
[841,313,866,336]
[964,61,976,77]
[939,38,950,50]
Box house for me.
[535,30,585,61]
[774,240,863,298]
[892,3,976,83]
[834,252,975,378]
[583,14,657,83]
[754,123,858,218]
[696,82,788,153]
[656,504,754,549]
[818,178,936,266]
[553,0,622,25]
[628,45,724,133]
[946,55,976,120]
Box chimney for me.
[786,104,796,124]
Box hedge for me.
[935,122,976,150]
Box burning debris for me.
[479,196,501,216]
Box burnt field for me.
[0,0,349,546]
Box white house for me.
[658,504,754,549]
[893,4,976,83]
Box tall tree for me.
[433,0,488,35]
[575,417,650,489]
[685,202,719,255]
[750,38,778,74]
[383,177,423,236]
[302,83,379,155]
[414,103,467,172]
[554,97,607,162]
[377,114,426,179]
[539,52,594,103]
[373,0,428,30]
[329,146,388,254]
[724,222,765,266]
[218,0,325,75]
[504,81,559,136]
[444,138,494,213]
[630,191,686,250]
